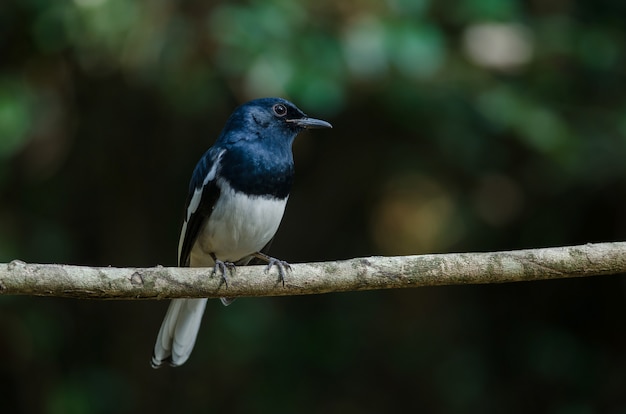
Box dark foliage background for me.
[1,1,625,413]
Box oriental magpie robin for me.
[151,97,332,368]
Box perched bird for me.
[151,97,332,368]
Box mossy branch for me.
[1,242,624,300]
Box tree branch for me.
[1,242,625,300]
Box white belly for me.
[190,179,287,265]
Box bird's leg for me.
[251,252,291,287]
[210,253,236,287]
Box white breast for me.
[190,178,288,265]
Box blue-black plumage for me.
[152,97,331,368]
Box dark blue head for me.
[215,98,331,198]
[216,97,332,148]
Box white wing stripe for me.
[186,188,203,221]
[203,149,226,185]
[178,149,226,264]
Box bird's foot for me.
[266,258,291,287]
[252,252,291,287]
[211,258,236,287]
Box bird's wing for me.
[177,147,227,267]
[153,148,225,367]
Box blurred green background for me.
[1,0,626,412]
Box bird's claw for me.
[264,258,291,287]
[212,259,236,287]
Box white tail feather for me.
[151,298,208,368]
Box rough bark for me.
[0,242,624,300]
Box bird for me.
[151,97,332,368]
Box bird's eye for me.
[273,104,287,117]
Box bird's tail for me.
[151,298,208,368]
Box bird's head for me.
[218,97,332,146]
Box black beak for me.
[287,117,333,129]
